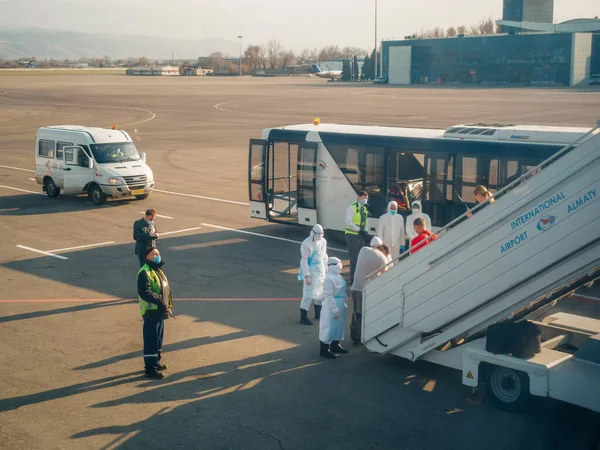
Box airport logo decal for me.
[536,215,556,232]
[318,160,327,171]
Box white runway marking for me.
[28,178,36,181]
[0,164,35,173]
[0,184,44,195]
[16,245,68,260]
[154,189,249,206]
[160,226,203,236]
[139,211,173,219]
[200,223,348,253]
[48,241,116,253]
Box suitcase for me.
[486,320,541,358]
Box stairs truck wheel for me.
[135,193,149,200]
[485,365,530,413]
[45,178,60,198]
[89,184,107,205]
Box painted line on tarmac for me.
[16,245,68,260]
[140,211,173,219]
[154,189,249,206]
[0,297,299,303]
[0,185,44,195]
[117,107,156,127]
[160,226,203,236]
[48,241,116,253]
[28,178,36,181]
[0,164,35,173]
[200,222,348,253]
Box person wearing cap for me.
[345,191,369,284]
[406,201,432,247]
[349,237,388,345]
[377,200,406,261]
[298,224,328,325]
[319,257,348,359]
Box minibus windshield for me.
[90,142,140,164]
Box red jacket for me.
[410,231,437,254]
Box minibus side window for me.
[56,141,73,160]
[38,140,55,158]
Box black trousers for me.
[143,317,164,373]
[350,290,362,343]
[345,233,365,284]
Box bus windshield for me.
[90,142,140,164]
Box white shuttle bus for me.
[248,122,590,235]
[35,125,154,205]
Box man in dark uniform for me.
[345,191,369,284]
[133,209,159,267]
[138,248,173,379]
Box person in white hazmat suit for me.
[319,257,348,359]
[377,201,406,261]
[406,200,432,246]
[299,224,328,325]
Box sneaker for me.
[145,371,165,379]
[157,363,168,371]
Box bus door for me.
[296,142,319,226]
[385,149,426,217]
[268,141,299,223]
[423,154,456,227]
[248,139,268,219]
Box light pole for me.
[237,35,243,76]
[374,0,378,80]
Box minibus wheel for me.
[45,178,60,198]
[135,194,149,200]
[89,184,107,205]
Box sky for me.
[0,0,597,51]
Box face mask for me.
[359,198,368,206]
[390,210,397,215]
[146,219,154,225]
[314,234,323,241]
[412,208,420,214]
[153,255,161,264]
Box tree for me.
[297,49,312,64]
[265,39,283,69]
[352,55,359,82]
[370,48,380,78]
[341,58,351,81]
[318,45,343,61]
[477,17,495,35]
[457,25,467,35]
[446,27,457,37]
[362,53,371,80]
[138,56,149,66]
[432,27,444,38]
[244,44,265,71]
[206,52,224,72]
[280,50,296,68]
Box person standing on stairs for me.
[299,224,328,325]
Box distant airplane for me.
[310,64,342,80]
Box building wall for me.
[570,33,593,86]
[502,0,553,32]
[383,33,576,86]
[591,34,600,76]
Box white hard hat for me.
[370,236,383,247]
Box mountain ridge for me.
[0,28,238,60]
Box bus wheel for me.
[45,178,60,198]
[89,184,107,205]
[485,365,530,413]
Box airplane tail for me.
[311,64,322,73]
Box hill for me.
[0,28,238,60]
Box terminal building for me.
[381,0,600,86]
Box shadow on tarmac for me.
[0,192,135,216]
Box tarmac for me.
[0,75,599,450]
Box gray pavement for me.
[1,76,599,450]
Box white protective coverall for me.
[319,257,347,344]
[405,200,432,244]
[299,224,328,311]
[377,201,406,260]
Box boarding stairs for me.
[362,125,600,363]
